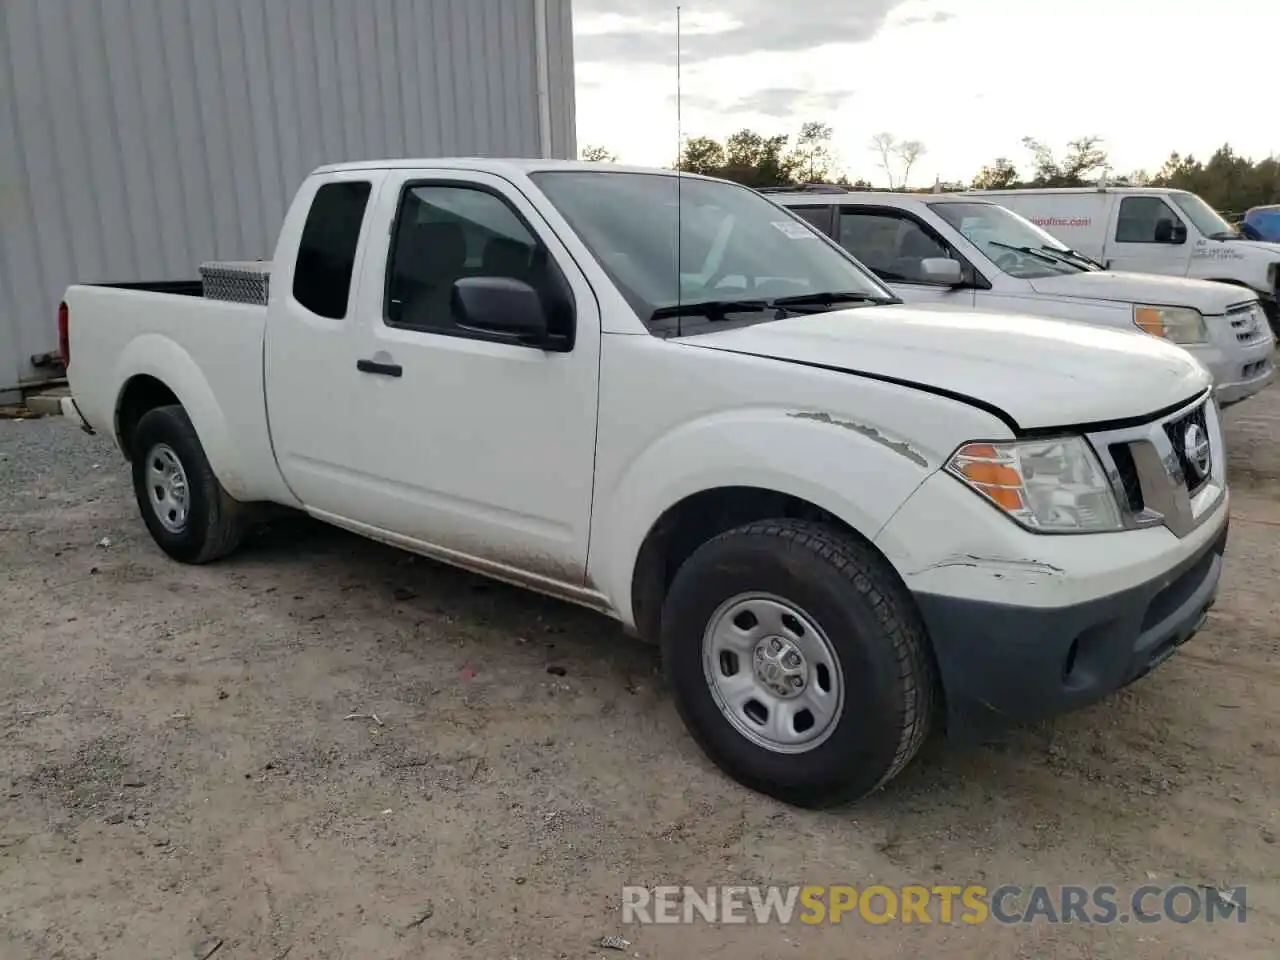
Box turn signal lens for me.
[1133,305,1207,344]
[946,437,1122,533]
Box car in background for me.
[1241,204,1280,243]
[960,186,1280,335]
[766,186,1275,408]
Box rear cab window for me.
[292,181,374,319]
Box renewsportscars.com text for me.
[621,884,1246,925]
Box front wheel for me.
[660,519,935,807]
[130,404,246,564]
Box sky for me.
[572,0,1280,186]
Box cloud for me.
[668,87,853,118]
[573,0,913,65]
[730,87,851,116]
[898,10,956,26]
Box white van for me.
[967,186,1280,333]
[769,188,1275,407]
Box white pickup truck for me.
[58,159,1229,807]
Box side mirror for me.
[452,277,548,345]
[1154,219,1187,244]
[918,257,965,286]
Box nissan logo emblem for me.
[1183,423,1211,480]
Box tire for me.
[130,404,246,564]
[660,519,935,808]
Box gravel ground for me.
[1,391,1278,959]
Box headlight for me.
[1133,304,1207,344]
[946,437,1122,533]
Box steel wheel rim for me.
[702,592,845,754]
[145,443,190,534]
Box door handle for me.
[357,358,402,377]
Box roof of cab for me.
[964,186,1186,196]
[309,157,710,179]
[768,189,988,206]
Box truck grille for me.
[1228,302,1268,344]
[1162,402,1211,492]
[1108,443,1144,512]
[1087,393,1224,539]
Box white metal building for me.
[0,0,577,400]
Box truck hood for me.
[680,305,1209,431]
[1028,270,1257,312]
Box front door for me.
[337,171,601,584]
[1104,195,1192,277]
[834,206,977,308]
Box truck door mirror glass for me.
[918,257,964,286]
[1154,218,1187,244]
[451,276,550,347]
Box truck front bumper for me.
[1189,317,1275,408]
[914,516,1226,736]
[875,471,1230,740]
[1214,358,1275,407]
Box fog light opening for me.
[1062,639,1080,681]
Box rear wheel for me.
[660,519,934,807]
[130,405,246,563]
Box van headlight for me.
[946,438,1123,533]
[1134,304,1207,344]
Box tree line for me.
[580,129,1280,216]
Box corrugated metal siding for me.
[545,0,577,162]
[0,0,576,395]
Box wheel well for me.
[116,375,180,460]
[629,486,863,644]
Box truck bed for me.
[63,282,293,506]
[89,280,205,297]
[85,260,273,306]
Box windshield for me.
[928,201,1086,278]
[1168,191,1235,238]
[528,170,894,333]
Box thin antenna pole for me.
[675,5,683,337]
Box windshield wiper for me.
[648,298,777,324]
[648,291,896,326]
[1042,245,1104,270]
[984,239,1074,267]
[772,290,901,308]
[1209,231,1241,241]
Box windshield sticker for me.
[771,220,817,239]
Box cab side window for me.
[1115,196,1183,243]
[292,180,373,319]
[837,209,949,283]
[385,184,574,342]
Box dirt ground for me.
[1,388,1278,960]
